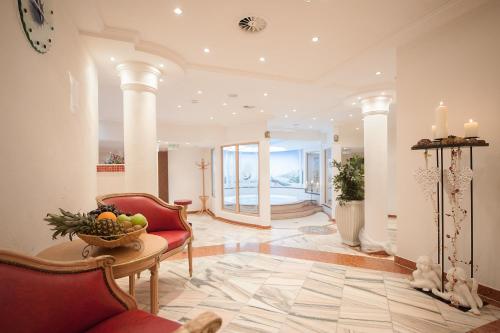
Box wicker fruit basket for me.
[77,222,148,249]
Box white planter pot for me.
[335,200,364,246]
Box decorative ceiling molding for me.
[80,27,188,70]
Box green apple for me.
[117,214,131,223]
[130,213,147,227]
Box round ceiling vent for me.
[238,16,267,33]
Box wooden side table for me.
[174,199,192,220]
[37,234,167,314]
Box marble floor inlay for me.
[117,253,500,333]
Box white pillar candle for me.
[464,119,479,138]
[431,125,436,140]
[435,101,448,139]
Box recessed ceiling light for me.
[357,96,362,100]
[186,142,191,145]
[222,102,227,106]
[159,78,164,82]
[330,118,334,122]
[309,125,313,129]
[159,63,164,68]
[263,92,268,97]
[203,48,210,53]
[260,109,264,113]
[173,7,183,15]
[197,90,203,94]
[356,127,360,130]
[312,36,319,42]
[232,112,237,115]
[209,116,214,120]
[312,117,316,120]
[375,71,382,76]
[110,56,115,62]
[259,57,266,62]
[352,102,356,105]
[381,91,385,95]
[292,109,297,112]
[177,105,182,109]
[284,114,289,118]
[349,114,353,117]
[305,0,312,3]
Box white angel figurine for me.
[432,267,483,315]
[410,256,442,291]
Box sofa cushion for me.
[102,196,186,232]
[149,230,190,250]
[86,310,182,333]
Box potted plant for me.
[333,155,364,246]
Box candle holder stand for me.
[411,136,489,291]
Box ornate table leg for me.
[128,274,136,297]
[149,256,160,314]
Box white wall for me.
[168,147,211,211]
[396,0,500,290]
[387,109,397,215]
[97,172,126,195]
[0,1,98,254]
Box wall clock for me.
[18,0,55,54]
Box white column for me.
[117,62,161,195]
[359,96,392,253]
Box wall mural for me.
[270,149,303,187]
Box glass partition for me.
[221,143,259,215]
[239,144,259,214]
[305,151,320,194]
[222,146,237,211]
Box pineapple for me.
[45,209,125,240]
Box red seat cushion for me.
[149,230,190,250]
[86,310,182,333]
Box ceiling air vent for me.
[238,16,267,33]
[243,105,256,109]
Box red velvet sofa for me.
[0,250,221,333]
[96,193,194,276]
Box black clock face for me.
[18,0,55,53]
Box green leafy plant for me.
[332,155,364,205]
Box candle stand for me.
[411,137,488,291]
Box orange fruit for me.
[97,212,117,222]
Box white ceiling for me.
[64,0,473,134]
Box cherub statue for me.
[410,256,442,291]
[432,267,483,315]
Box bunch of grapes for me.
[88,203,126,218]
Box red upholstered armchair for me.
[0,250,221,333]
[96,193,194,276]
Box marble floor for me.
[189,212,391,259]
[118,252,500,333]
